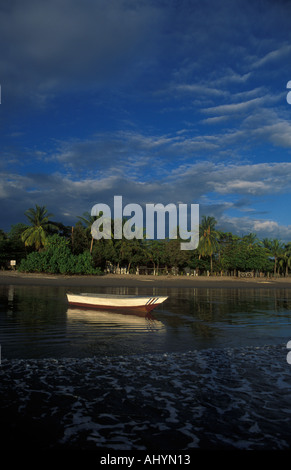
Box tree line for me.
[0,204,290,277]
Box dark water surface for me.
[1,284,291,359]
[1,283,291,451]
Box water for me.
[1,283,291,450]
[1,284,291,359]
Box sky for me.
[1,0,291,242]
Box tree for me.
[263,238,284,275]
[77,211,104,253]
[120,238,145,273]
[21,205,59,251]
[0,229,8,268]
[8,223,28,263]
[218,232,241,274]
[145,239,166,275]
[113,238,142,273]
[18,234,102,275]
[92,238,116,271]
[198,216,220,272]
[164,237,191,274]
[77,211,96,253]
[71,221,90,255]
[242,232,258,248]
[278,243,291,276]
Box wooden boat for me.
[66,292,168,313]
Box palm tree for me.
[243,232,258,248]
[263,238,284,275]
[198,216,220,272]
[21,205,59,251]
[77,211,98,253]
[278,243,291,276]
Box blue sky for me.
[1,0,291,241]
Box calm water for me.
[1,284,291,359]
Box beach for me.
[1,345,290,452]
[1,270,291,289]
[1,271,291,452]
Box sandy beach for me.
[1,270,291,289]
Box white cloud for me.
[213,180,269,195]
[252,44,291,69]
[1,158,290,241]
[219,216,291,242]
[253,120,291,148]
[213,71,252,85]
[175,84,227,97]
[203,97,266,115]
[171,161,291,197]
[253,220,280,232]
[201,115,230,125]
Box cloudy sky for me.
[1,0,291,241]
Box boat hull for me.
[66,293,168,313]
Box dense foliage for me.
[18,234,102,275]
[0,205,290,276]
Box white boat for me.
[66,292,168,313]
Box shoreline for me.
[0,270,290,289]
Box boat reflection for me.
[66,307,165,331]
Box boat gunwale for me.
[67,293,168,300]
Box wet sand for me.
[1,270,290,289]
[0,345,290,451]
